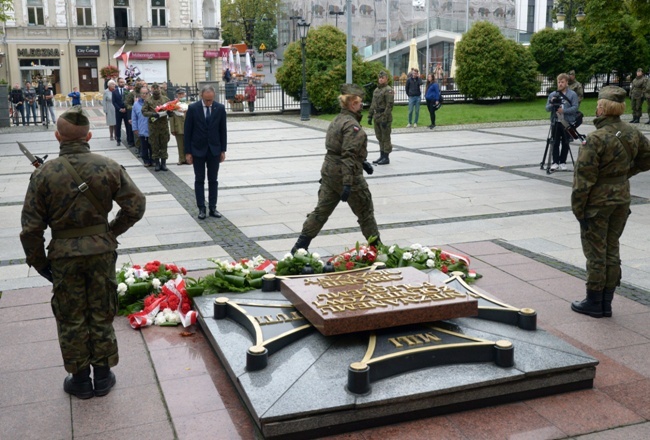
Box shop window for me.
[27,0,45,26]
[152,0,166,27]
[76,0,92,26]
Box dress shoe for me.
[631,119,639,123]
[198,208,206,219]
[116,140,121,145]
[209,209,222,218]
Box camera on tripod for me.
[550,95,563,107]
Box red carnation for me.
[181,302,191,314]
[181,267,187,275]
[144,295,156,308]
[133,265,141,269]
[345,261,355,270]
[334,261,341,267]
[344,253,351,261]
[159,301,169,310]
[441,265,448,273]
[440,253,448,261]
[153,260,161,265]
[168,295,180,310]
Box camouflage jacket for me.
[323,108,368,187]
[169,111,186,135]
[368,84,394,123]
[568,80,584,102]
[20,141,146,270]
[630,76,647,98]
[571,116,650,220]
[124,90,136,111]
[142,94,170,132]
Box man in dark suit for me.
[184,85,227,219]
[112,77,134,147]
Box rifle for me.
[18,142,48,168]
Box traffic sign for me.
[259,43,266,50]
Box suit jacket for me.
[184,100,227,158]
[112,87,127,112]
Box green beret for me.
[637,68,644,73]
[340,83,364,98]
[151,82,160,90]
[598,86,626,103]
[568,70,576,75]
[60,105,90,126]
[378,71,388,78]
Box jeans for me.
[25,102,37,125]
[12,104,25,126]
[408,96,421,124]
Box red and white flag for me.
[113,43,126,60]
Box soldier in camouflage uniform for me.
[142,83,170,171]
[125,80,143,152]
[629,68,647,123]
[170,88,187,165]
[367,71,394,165]
[20,106,146,399]
[291,84,380,253]
[568,70,584,103]
[571,86,650,318]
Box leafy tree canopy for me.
[252,18,278,53]
[529,28,588,81]
[221,0,279,47]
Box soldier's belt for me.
[52,224,109,239]
[597,175,627,185]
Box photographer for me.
[545,73,579,171]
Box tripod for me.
[540,121,576,175]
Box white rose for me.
[296,248,308,256]
[125,276,136,286]
[117,283,128,296]
[283,253,293,261]
[411,243,422,250]
[311,252,320,260]
[389,245,396,254]
[427,251,436,259]
[426,259,436,268]
[152,278,161,289]
[125,268,135,278]
[403,252,413,261]
[154,313,167,325]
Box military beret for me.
[637,68,644,73]
[568,70,576,75]
[340,83,365,98]
[378,71,388,78]
[598,86,626,103]
[151,82,160,89]
[60,105,90,126]
[175,88,186,95]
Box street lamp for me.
[556,1,586,29]
[329,10,344,27]
[297,19,311,121]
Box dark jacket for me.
[112,87,127,112]
[184,100,227,158]
[10,89,24,105]
[425,82,440,101]
[406,75,423,97]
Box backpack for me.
[575,110,584,128]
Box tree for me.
[503,40,540,101]
[0,0,13,25]
[221,0,279,47]
[529,28,588,81]
[454,22,512,100]
[275,25,390,113]
[253,18,278,53]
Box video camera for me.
[550,95,563,106]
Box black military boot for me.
[160,159,168,171]
[154,159,161,171]
[571,289,603,318]
[372,152,385,164]
[63,368,94,399]
[602,287,616,317]
[646,119,650,124]
[290,235,312,255]
[376,153,390,165]
[93,366,116,397]
[631,118,639,123]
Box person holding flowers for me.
[170,88,188,165]
[20,106,146,399]
[141,83,170,171]
[291,84,380,254]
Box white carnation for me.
[233,263,243,271]
[296,248,308,256]
[283,253,293,261]
[426,259,436,268]
[125,276,136,286]
[427,251,436,259]
[125,268,135,278]
[411,243,423,250]
[151,278,161,289]
[117,283,128,295]
[241,269,250,276]
[154,313,167,325]
[403,252,413,261]
[388,245,396,254]
[311,252,320,260]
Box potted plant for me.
[100,65,119,79]
[256,63,264,71]
[262,83,273,92]
[229,94,245,111]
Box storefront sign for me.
[114,0,129,6]
[204,50,218,58]
[76,46,100,57]
[17,48,60,57]
[130,52,170,60]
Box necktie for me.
[206,106,211,118]
[119,88,122,96]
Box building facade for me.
[1,0,224,93]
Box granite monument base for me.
[194,272,597,439]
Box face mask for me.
[179,97,187,102]
[152,91,161,98]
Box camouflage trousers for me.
[150,127,170,160]
[373,121,392,154]
[580,203,630,291]
[174,134,185,163]
[300,175,379,240]
[631,96,644,119]
[50,252,119,374]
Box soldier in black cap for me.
[291,84,380,253]
[20,106,146,399]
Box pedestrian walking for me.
[19,106,146,399]
[367,71,394,165]
[291,84,380,253]
[629,68,647,123]
[571,86,650,318]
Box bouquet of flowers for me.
[116,261,187,315]
[376,243,480,281]
[231,94,245,104]
[328,242,378,272]
[127,276,198,329]
[155,99,179,112]
[202,255,275,293]
[276,249,324,276]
